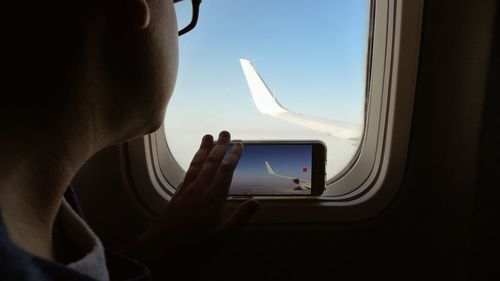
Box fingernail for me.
[201,134,213,147]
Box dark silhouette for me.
[0,1,259,280]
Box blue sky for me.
[165,0,370,179]
[230,144,311,179]
[167,0,370,127]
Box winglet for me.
[265,161,302,183]
[265,161,277,175]
[240,59,287,116]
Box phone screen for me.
[227,143,316,196]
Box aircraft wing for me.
[240,59,362,141]
[265,161,311,190]
[265,161,297,181]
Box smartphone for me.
[226,140,326,197]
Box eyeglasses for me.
[174,0,202,36]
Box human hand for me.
[123,131,259,272]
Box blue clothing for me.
[0,187,151,281]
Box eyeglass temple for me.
[178,0,202,36]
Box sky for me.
[164,0,370,181]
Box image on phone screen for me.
[227,144,313,196]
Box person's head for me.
[3,0,180,152]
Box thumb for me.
[214,199,260,243]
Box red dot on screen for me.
[303,167,308,173]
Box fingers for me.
[214,199,260,243]
[194,131,232,186]
[183,134,214,186]
[209,142,243,198]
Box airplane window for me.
[165,0,371,181]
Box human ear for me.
[127,0,150,29]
